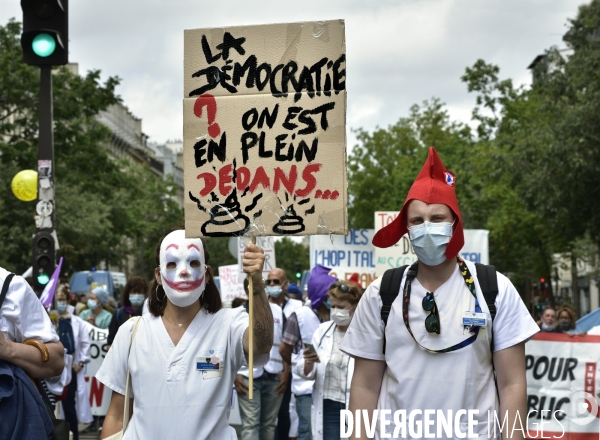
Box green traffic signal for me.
[37,272,50,285]
[31,33,56,57]
[296,272,301,279]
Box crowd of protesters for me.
[1,149,597,440]
[2,251,595,440]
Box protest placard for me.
[183,20,347,238]
[525,333,600,439]
[82,322,110,416]
[310,229,376,288]
[218,264,246,302]
[374,211,489,276]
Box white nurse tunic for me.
[96,306,268,440]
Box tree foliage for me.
[348,98,475,229]
[347,1,600,310]
[274,238,310,283]
[0,19,183,279]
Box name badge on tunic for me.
[196,349,224,379]
[462,312,487,327]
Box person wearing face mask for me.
[79,287,113,329]
[555,305,587,337]
[235,268,302,440]
[296,280,362,440]
[341,147,540,439]
[52,287,93,439]
[96,229,273,439]
[267,269,303,440]
[280,265,335,440]
[107,276,149,347]
[539,306,559,332]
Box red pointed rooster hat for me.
[372,147,464,259]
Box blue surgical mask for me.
[57,302,68,313]
[265,286,283,298]
[324,298,331,310]
[129,294,145,306]
[87,299,98,311]
[408,221,454,266]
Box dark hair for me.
[231,297,247,308]
[148,229,222,316]
[122,276,149,307]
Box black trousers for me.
[274,372,292,440]
[62,369,79,440]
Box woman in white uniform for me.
[54,287,94,439]
[297,280,362,440]
[97,229,273,440]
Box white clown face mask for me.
[159,230,206,307]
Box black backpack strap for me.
[380,265,408,355]
[475,263,498,354]
[475,263,500,399]
[0,273,16,311]
[475,263,498,323]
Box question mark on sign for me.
[193,94,221,138]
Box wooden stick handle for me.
[248,236,256,400]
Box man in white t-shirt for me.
[0,267,64,378]
[340,148,539,440]
[235,268,302,440]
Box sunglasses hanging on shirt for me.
[401,257,483,354]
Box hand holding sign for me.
[184,20,347,400]
[241,241,265,289]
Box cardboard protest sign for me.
[310,229,376,288]
[525,333,600,438]
[82,322,110,416]
[374,211,489,276]
[183,20,347,238]
[218,264,246,302]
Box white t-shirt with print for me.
[340,260,539,439]
[96,306,268,440]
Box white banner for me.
[237,236,276,283]
[374,211,489,276]
[218,264,246,302]
[82,322,111,416]
[310,229,376,288]
[525,333,600,439]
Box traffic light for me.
[32,231,55,291]
[21,0,68,66]
[295,263,302,280]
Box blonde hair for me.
[556,305,577,329]
[328,280,362,305]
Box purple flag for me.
[40,257,63,308]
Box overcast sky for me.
[1,0,585,147]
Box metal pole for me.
[36,66,56,232]
[33,66,56,295]
[39,67,54,164]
